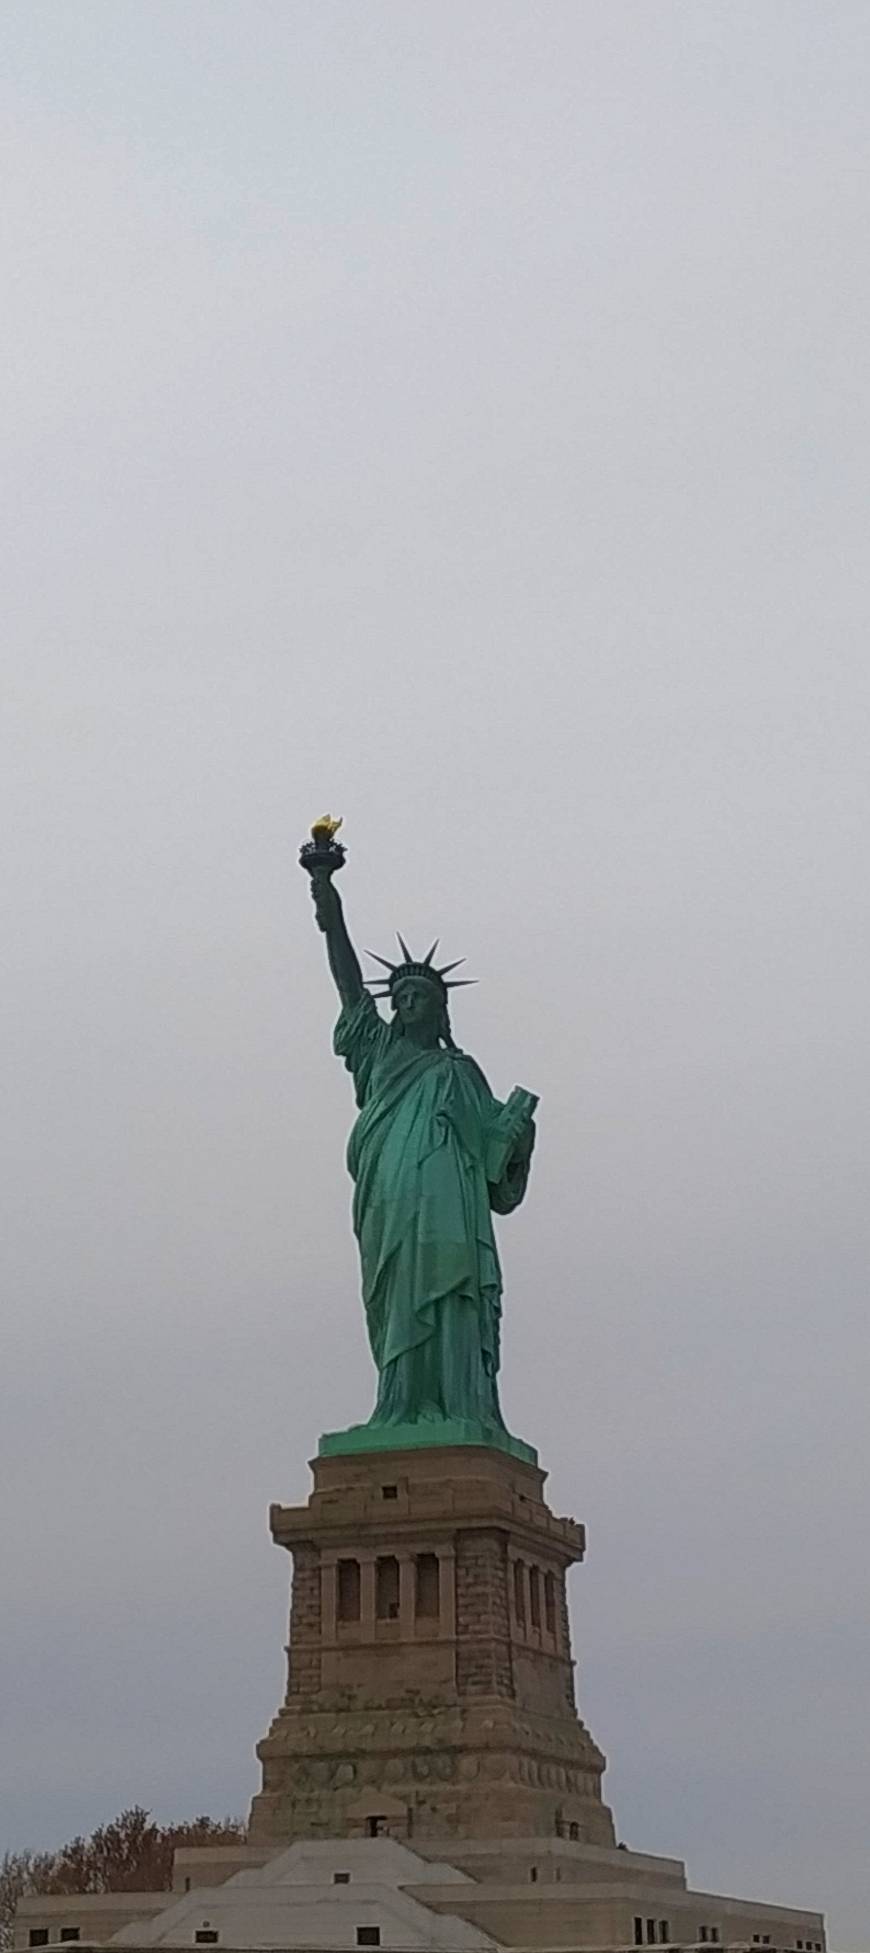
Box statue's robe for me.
[334,991,535,1435]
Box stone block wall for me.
[286,1542,322,1696]
[455,1529,513,1697]
[250,1444,615,1848]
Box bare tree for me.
[1,1851,54,1953]
[1,1811,245,1952]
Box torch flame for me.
[310,814,343,844]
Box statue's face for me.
[392,976,442,1036]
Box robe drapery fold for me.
[334,991,535,1433]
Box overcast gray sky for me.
[2,3,869,1947]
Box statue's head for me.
[365,937,474,1049]
[392,974,445,1040]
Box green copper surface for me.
[302,833,538,1459]
[318,1419,537,1464]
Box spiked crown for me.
[365,936,475,1003]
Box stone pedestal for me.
[249,1446,615,1848]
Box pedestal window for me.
[375,1555,400,1620]
[529,1565,541,1628]
[337,1559,361,1622]
[415,1551,440,1617]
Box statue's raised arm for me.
[298,816,538,1466]
[300,816,363,1009]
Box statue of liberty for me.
[301,819,538,1461]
